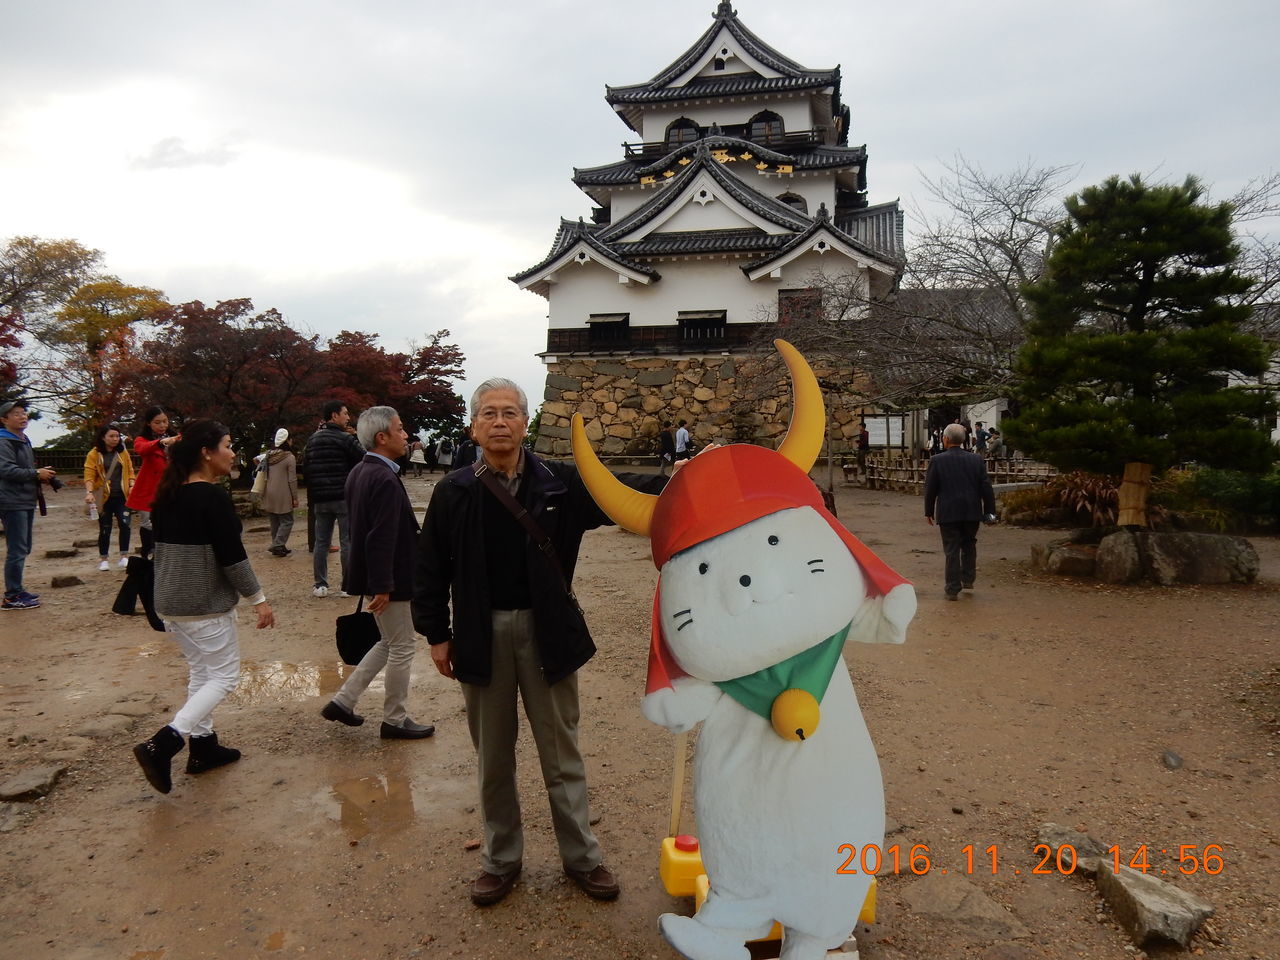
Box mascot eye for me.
[768,535,779,545]
[698,562,709,575]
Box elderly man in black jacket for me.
[924,422,997,600]
[304,400,364,598]
[414,378,665,906]
[320,406,434,740]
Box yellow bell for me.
[770,688,820,741]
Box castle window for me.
[748,110,783,143]
[713,58,726,71]
[777,192,808,214]
[666,118,701,149]
[778,288,820,327]
[678,309,727,342]
[588,313,630,345]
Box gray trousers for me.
[311,500,349,589]
[268,512,294,549]
[461,609,602,876]
[332,600,416,725]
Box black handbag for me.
[335,595,381,665]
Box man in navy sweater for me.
[923,422,996,600]
[320,406,434,740]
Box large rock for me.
[1044,543,1097,577]
[1141,532,1259,585]
[1095,862,1213,947]
[904,873,1029,939]
[0,765,67,801]
[1096,530,1142,583]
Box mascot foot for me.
[779,927,851,960]
[658,913,750,960]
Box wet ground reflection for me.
[227,660,361,706]
[316,766,472,841]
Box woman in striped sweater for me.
[132,419,276,795]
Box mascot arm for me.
[847,583,917,646]
[642,677,723,733]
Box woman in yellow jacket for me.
[83,424,136,571]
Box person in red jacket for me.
[126,406,180,559]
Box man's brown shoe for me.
[471,866,520,906]
[564,863,620,900]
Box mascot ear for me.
[646,584,687,693]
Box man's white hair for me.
[943,423,967,445]
[470,378,528,419]
[356,405,398,450]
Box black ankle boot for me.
[186,732,242,774]
[132,724,185,794]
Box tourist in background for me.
[1,400,59,610]
[304,401,363,598]
[127,406,179,559]
[131,419,275,795]
[260,428,298,557]
[83,423,135,570]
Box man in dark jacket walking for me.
[413,377,665,906]
[924,423,997,600]
[320,406,433,740]
[304,401,363,597]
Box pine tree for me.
[1004,174,1276,522]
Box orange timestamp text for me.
[835,843,1226,877]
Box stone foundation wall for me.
[535,355,871,457]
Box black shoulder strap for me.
[474,462,581,611]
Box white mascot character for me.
[572,341,916,960]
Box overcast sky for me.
[4,0,1277,443]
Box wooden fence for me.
[846,455,1057,495]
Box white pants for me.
[331,600,416,725]
[166,612,241,737]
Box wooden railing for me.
[545,322,772,355]
[846,455,1057,494]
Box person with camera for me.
[0,400,58,610]
[126,406,180,560]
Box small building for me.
[511,2,904,457]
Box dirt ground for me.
[1,473,1277,960]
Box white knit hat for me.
[274,428,289,446]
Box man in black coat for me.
[924,422,996,600]
[303,400,364,598]
[320,406,434,740]
[413,377,665,906]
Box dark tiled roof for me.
[740,204,899,275]
[607,73,838,106]
[613,228,790,256]
[645,2,830,88]
[572,142,866,189]
[599,141,811,243]
[509,219,660,285]
[636,136,793,176]
[572,160,641,186]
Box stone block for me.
[537,423,569,440]
[541,400,572,418]
[51,575,84,588]
[584,418,604,442]
[706,399,731,414]
[564,362,592,377]
[719,359,736,379]
[606,425,632,438]
[692,386,715,402]
[637,369,675,386]
[620,395,644,409]
[545,374,581,391]
[591,389,611,403]
[73,538,98,548]
[45,549,79,559]
[1095,862,1213,947]
[1096,531,1141,583]
[904,873,1029,939]
[594,361,627,376]
[700,368,719,388]
[602,401,618,415]
[641,395,665,414]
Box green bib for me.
[714,622,851,721]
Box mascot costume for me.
[571,341,916,960]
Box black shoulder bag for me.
[474,463,583,615]
[336,594,381,665]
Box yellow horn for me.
[570,414,657,537]
[773,339,825,472]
